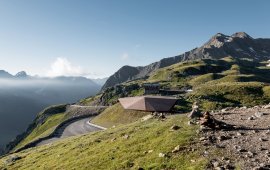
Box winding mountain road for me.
[36,117,105,146]
[35,105,108,146]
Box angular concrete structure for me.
[118,96,177,112]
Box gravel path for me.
[202,105,270,170]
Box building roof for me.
[118,96,177,112]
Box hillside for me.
[4,104,106,154]
[2,32,270,169]
[91,103,149,128]
[102,32,270,90]
[1,114,213,170]
[89,56,270,112]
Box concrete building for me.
[143,83,160,95]
[118,96,177,112]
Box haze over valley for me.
[0,70,103,152]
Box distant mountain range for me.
[0,71,107,151]
[0,70,108,84]
[102,32,270,90]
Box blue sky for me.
[0,0,269,78]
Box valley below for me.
[0,76,101,153]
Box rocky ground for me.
[200,104,270,170]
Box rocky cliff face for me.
[102,32,270,90]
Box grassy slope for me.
[144,57,270,111]
[4,56,270,169]
[190,82,269,110]
[91,103,149,128]
[14,113,66,150]
[1,115,210,170]
[80,57,270,112]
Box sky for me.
[0,0,269,78]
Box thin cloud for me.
[46,57,88,77]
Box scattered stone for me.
[241,106,247,110]
[170,124,181,131]
[236,132,244,136]
[255,112,265,118]
[127,162,134,167]
[141,114,153,121]
[247,151,254,158]
[203,151,209,156]
[259,138,268,142]
[111,138,116,142]
[248,116,255,120]
[265,130,270,134]
[252,164,270,170]
[217,135,229,141]
[252,130,259,133]
[148,150,153,153]
[199,125,211,132]
[233,145,241,150]
[190,159,196,163]
[123,134,129,139]
[152,112,159,117]
[157,113,166,119]
[212,161,220,167]
[259,163,266,167]
[158,153,166,158]
[221,108,229,113]
[172,145,181,153]
[199,137,207,141]
[215,167,225,170]
[263,105,270,109]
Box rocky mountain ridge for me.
[102,32,270,90]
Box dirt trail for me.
[202,104,270,169]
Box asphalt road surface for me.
[36,117,103,146]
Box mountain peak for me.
[0,70,13,78]
[15,71,28,78]
[231,32,253,39]
[102,32,270,90]
[205,33,231,48]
